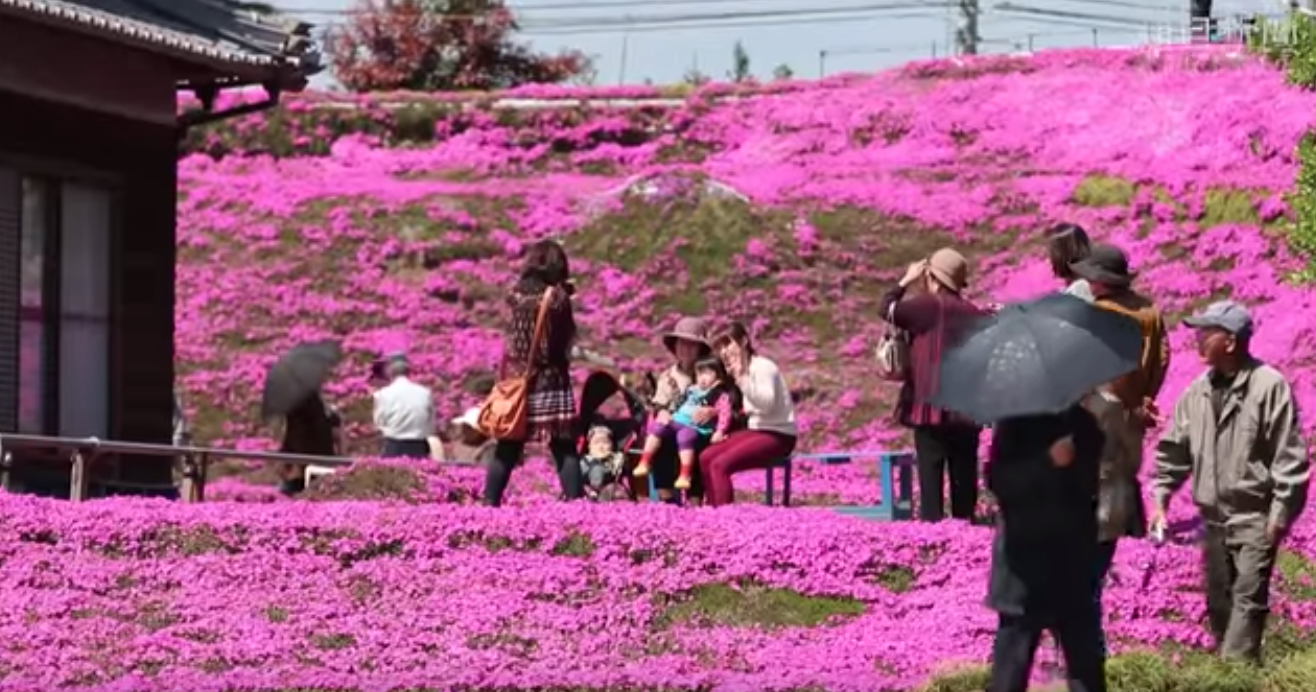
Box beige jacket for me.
[1086,390,1145,541]
[1152,360,1310,530]
[651,363,694,413]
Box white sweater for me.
[737,356,797,437]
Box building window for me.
[12,175,113,437]
[18,178,50,434]
[58,183,111,437]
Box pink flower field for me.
[6,45,1316,690]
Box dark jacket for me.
[985,406,1103,618]
[281,393,338,457]
[878,286,983,428]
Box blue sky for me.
[273,0,1280,88]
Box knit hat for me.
[928,248,969,291]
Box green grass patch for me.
[1278,551,1316,602]
[657,582,865,629]
[1073,174,1138,207]
[568,189,781,275]
[1202,188,1260,229]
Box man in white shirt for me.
[372,353,435,459]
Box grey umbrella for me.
[927,294,1144,424]
[260,340,343,420]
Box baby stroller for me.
[576,371,649,501]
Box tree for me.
[772,63,794,81]
[328,0,591,92]
[729,41,751,82]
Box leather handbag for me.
[477,288,555,441]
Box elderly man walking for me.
[1152,301,1310,663]
[372,353,435,459]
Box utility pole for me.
[955,0,979,55]
[617,32,629,85]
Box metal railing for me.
[0,434,353,503]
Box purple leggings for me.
[648,420,702,452]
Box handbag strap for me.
[522,288,556,377]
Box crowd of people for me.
[884,224,1310,691]
[246,227,1310,690]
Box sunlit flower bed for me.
[5,494,1316,691]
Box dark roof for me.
[0,0,320,76]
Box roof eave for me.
[0,2,319,90]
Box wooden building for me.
[0,0,318,494]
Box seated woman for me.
[634,356,738,489]
[699,322,797,507]
[643,316,715,504]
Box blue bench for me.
[643,449,915,517]
[790,451,917,520]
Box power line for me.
[284,0,952,17]
[305,3,955,32]
[525,9,947,34]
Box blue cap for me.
[1183,301,1253,339]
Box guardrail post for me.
[181,452,209,503]
[69,449,91,502]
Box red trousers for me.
[699,429,796,506]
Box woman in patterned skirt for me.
[482,240,584,507]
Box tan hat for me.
[927,248,969,291]
[661,316,712,357]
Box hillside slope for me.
[179,46,1316,493]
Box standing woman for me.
[699,322,797,507]
[879,248,984,522]
[1046,223,1094,302]
[483,240,583,507]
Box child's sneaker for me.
[674,474,691,490]
[632,461,650,477]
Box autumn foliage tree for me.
[328,0,591,92]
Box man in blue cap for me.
[1152,300,1310,663]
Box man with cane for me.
[1151,301,1310,663]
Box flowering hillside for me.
[6,45,1316,691]
[177,46,1316,499]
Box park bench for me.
[787,452,917,520]
[644,449,916,518]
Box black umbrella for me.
[927,294,1143,423]
[261,340,343,420]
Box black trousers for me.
[991,607,1106,692]
[649,436,706,502]
[382,438,430,459]
[483,437,582,507]
[912,425,980,522]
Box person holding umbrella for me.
[262,340,344,496]
[929,293,1146,692]
[1151,301,1310,663]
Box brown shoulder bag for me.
[477,288,555,441]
